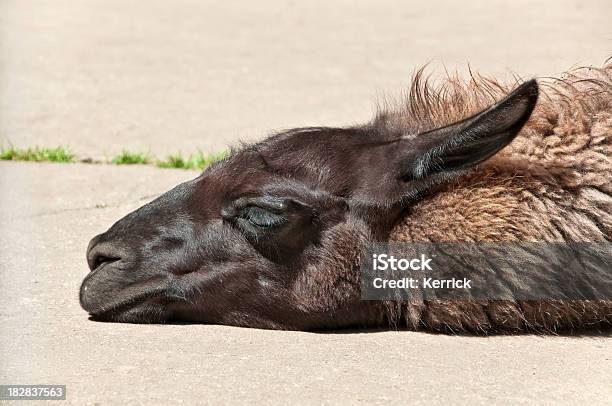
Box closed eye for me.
[239,206,287,228]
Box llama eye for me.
[239,206,287,228]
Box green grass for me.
[0,144,228,170]
[156,150,229,170]
[0,145,74,163]
[111,150,152,165]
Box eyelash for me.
[239,206,287,228]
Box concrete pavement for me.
[1,0,611,158]
[0,161,610,405]
[1,0,611,403]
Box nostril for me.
[87,236,124,271]
[91,254,121,270]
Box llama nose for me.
[86,234,124,271]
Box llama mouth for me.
[80,262,176,321]
[88,292,169,323]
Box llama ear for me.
[401,79,539,182]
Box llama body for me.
[383,66,612,332]
[80,63,611,333]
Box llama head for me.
[79,80,538,329]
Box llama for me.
[80,62,611,333]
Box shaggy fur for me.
[387,63,611,333]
